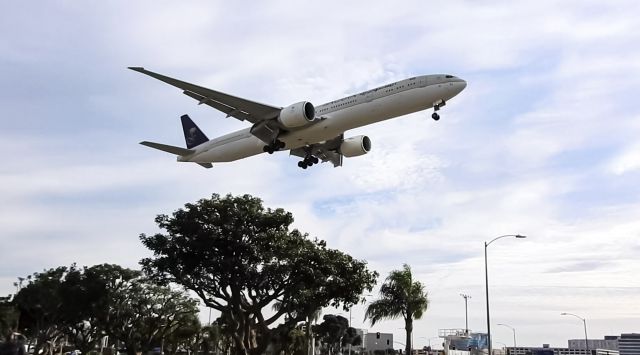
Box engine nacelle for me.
[278,101,315,128]
[340,135,372,157]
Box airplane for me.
[130,67,466,169]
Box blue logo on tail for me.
[181,115,209,149]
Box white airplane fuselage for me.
[179,75,466,164]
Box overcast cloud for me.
[1,0,639,348]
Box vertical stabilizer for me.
[181,114,209,148]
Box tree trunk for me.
[125,343,137,355]
[405,318,413,355]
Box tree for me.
[365,264,429,355]
[13,267,68,355]
[104,280,199,355]
[11,263,199,355]
[0,296,18,338]
[312,315,360,355]
[140,193,378,355]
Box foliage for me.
[140,193,378,355]
[0,295,18,339]
[312,314,360,355]
[365,264,429,355]
[11,264,199,355]
[102,278,199,355]
[13,266,68,355]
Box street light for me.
[460,294,472,335]
[561,312,589,354]
[421,336,441,350]
[485,234,527,355]
[497,323,516,348]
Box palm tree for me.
[365,264,429,355]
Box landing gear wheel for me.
[277,140,286,149]
[432,112,440,121]
[312,157,319,164]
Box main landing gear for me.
[432,100,446,121]
[297,155,319,169]
[263,139,285,154]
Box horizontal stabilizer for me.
[140,141,194,156]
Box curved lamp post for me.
[497,323,517,348]
[485,235,527,355]
[561,312,589,354]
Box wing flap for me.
[182,91,254,122]
[129,67,282,122]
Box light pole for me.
[460,294,471,335]
[561,313,589,354]
[485,235,527,355]
[421,336,441,350]
[349,308,352,355]
[497,323,516,349]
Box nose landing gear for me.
[432,100,446,121]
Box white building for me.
[364,332,394,354]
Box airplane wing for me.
[128,67,282,124]
[290,135,344,167]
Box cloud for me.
[608,143,640,175]
[2,0,640,348]
[545,261,613,273]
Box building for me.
[619,334,640,355]
[438,329,488,355]
[508,344,619,355]
[569,337,620,351]
[363,332,394,354]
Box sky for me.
[1,0,639,349]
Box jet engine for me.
[278,101,315,128]
[340,135,372,157]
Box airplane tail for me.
[139,115,212,168]
[181,114,209,149]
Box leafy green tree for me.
[0,296,18,338]
[365,264,429,355]
[139,193,378,355]
[13,267,68,355]
[12,263,199,355]
[162,313,201,355]
[312,314,359,355]
[104,281,199,355]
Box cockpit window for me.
[445,75,454,78]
